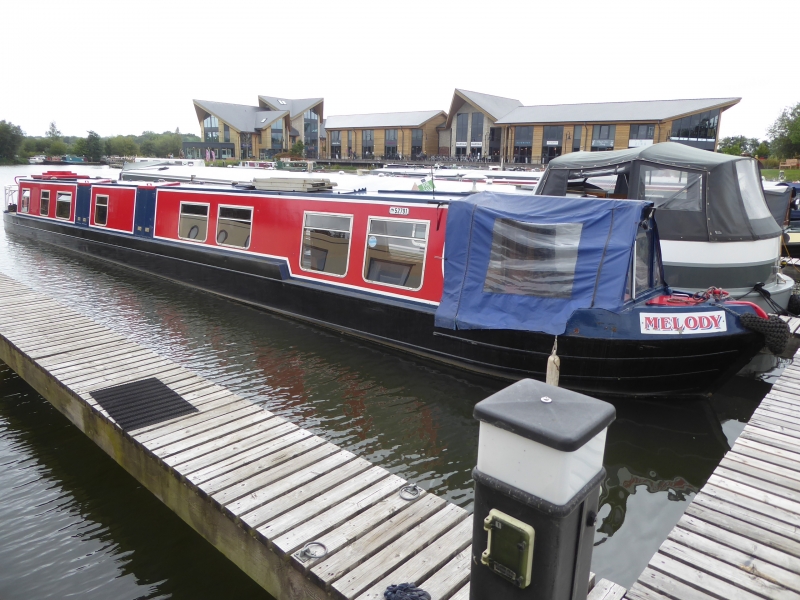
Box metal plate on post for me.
[481,508,535,589]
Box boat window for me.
[364,218,428,289]
[20,189,30,213]
[637,165,702,211]
[483,219,582,298]
[736,160,772,221]
[301,212,352,276]
[95,195,108,226]
[40,190,50,216]
[56,192,71,219]
[634,223,654,297]
[178,202,209,242]
[216,206,252,248]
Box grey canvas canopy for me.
[536,142,780,243]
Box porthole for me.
[189,225,199,239]
[217,230,228,244]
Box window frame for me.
[362,216,430,291]
[215,204,253,250]
[298,211,354,278]
[177,201,210,243]
[636,162,705,212]
[55,192,72,220]
[40,190,50,216]
[20,188,30,213]
[94,194,109,226]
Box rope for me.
[384,583,431,600]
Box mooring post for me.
[470,379,615,600]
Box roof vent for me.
[278,100,287,105]
[261,118,267,122]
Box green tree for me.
[718,136,759,155]
[85,131,102,162]
[71,138,88,156]
[46,121,61,141]
[49,140,68,156]
[291,140,305,157]
[0,120,25,163]
[755,142,770,158]
[768,102,800,159]
[106,135,139,157]
[719,143,742,156]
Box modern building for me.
[441,89,523,160]
[184,95,323,160]
[323,110,446,159]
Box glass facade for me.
[203,115,219,142]
[411,129,423,157]
[629,124,655,148]
[670,109,720,150]
[489,127,501,160]
[591,125,616,151]
[271,119,283,151]
[304,110,319,158]
[348,130,353,158]
[573,125,582,152]
[362,130,374,158]
[542,125,564,164]
[514,126,533,163]
[223,124,230,143]
[330,130,341,158]
[455,113,468,156]
[385,129,398,157]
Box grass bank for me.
[762,169,800,181]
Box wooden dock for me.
[0,273,474,600]
[616,351,800,599]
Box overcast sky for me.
[3,0,796,141]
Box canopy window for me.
[484,220,582,298]
[637,165,703,211]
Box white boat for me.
[536,143,794,313]
[28,155,45,164]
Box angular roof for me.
[446,89,523,127]
[258,96,323,119]
[193,100,286,132]
[496,97,741,125]
[325,110,445,130]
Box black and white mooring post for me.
[470,379,615,600]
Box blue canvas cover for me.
[434,192,652,335]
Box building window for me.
[513,126,533,163]
[629,124,655,148]
[220,148,232,159]
[40,190,50,216]
[223,124,230,143]
[455,113,469,155]
[542,126,564,164]
[95,195,108,226]
[55,192,71,220]
[484,219,583,298]
[591,125,616,151]
[216,206,252,249]
[411,129,423,157]
[573,125,582,152]
[669,110,719,150]
[364,218,428,290]
[348,130,353,157]
[301,212,352,276]
[304,110,319,159]
[362,130,374,158]
[204,115,219,142]
[469,113,483,155]
[385,129,398,157]
[20,189,30,213]
[330,131,341,158]
[178,202,209,242]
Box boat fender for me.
[546,337,560,386]
[739,313,790,354]
[383,583,430,600]
[789,294,800,316]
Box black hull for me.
[2,213,764,398]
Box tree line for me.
[0,120,200,164]
[711,101,800,167]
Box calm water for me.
[0,165,773,595]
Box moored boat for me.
[3,169,770,398]
[536,143,795,313]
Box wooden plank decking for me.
[0,273,473,600]
[623,351,800,600]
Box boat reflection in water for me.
[592,375,768,585]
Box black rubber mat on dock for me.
[90,377,198,432]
